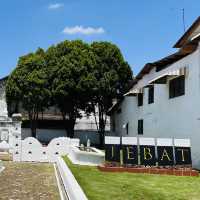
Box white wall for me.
[13,137,80,162]
[111,96,138,136]
[56,157,88,200]
[112,45,200,169]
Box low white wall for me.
[56,157,88,200]
[13,137,80,162]
[68,146,105,166]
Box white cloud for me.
[48,3,64,10]
[62,26,105,35]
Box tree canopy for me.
[90,42,133,146]
[46,40,96,137]
[6,48,51,137]
[6,40,133,141]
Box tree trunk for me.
[29,111,38,138]
[98,104,106,148]
[61,113,69,137]
[30,119,37,138]
[67,118,76,138]
[61,112,76,138]
[31,126,37,138]
[99,131,104,148]
[99,120,105,148]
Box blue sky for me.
[0,0,200,78]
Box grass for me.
[63,156,200,200]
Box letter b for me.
[140,145,156,166]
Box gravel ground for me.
[0,162,60,200]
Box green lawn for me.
[63,156,200,200]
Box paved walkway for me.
[0,162,60,200]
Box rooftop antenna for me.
[182,8,186,33]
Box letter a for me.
[161,149,171,161]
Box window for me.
[126,123,129,135]
[169,76,185,98]
[138,93,143,106]
[148,86,154,104]
[138,119,143,135]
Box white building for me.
[0,77,21,153]
[108,16,200,169]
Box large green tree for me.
[46,40,96,138]
[90,42,133,146]
[6,48,51,137]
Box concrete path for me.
[0,162,60,200]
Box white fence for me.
[13,137,80,162]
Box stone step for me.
[0,152,12,161]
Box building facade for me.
[109,17,200,169]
